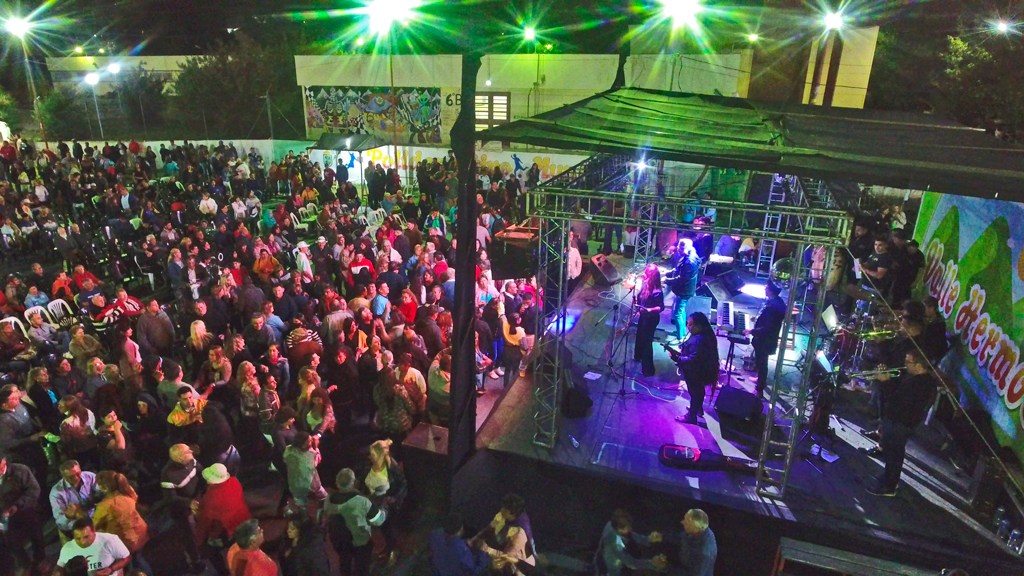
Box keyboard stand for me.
[715,332,750,402]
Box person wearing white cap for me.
[194,463,252,552]
[295,241,314,284]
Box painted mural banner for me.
[303,86,444,144]
[913,191,1024,463]
[306,145,589,187]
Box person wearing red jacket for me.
[194,464,251,548]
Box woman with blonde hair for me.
[237,361,261,419]
[187,320,215,377]
[93,470,150,571]
[195,345,232,394]
[295,366,322,415]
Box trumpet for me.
[849,366,905,379]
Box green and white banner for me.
[914,192,1024,462]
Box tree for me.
[171,33,303,139]
[0,87,17,127]
[35,88,90,140]
[932,35,1024,138]
[116,66,167,133]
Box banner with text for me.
[913,192,1024,463]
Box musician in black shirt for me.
[860,236,894,299]
[744,282,786,397]
[633,264,664,378]
[669,313,720,424]
[868,350,937,496]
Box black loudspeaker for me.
[562,386,593,418]
[969,456,1007,523]
[590,254,620,286]
[696,270,743,308]
[491,227,538,280]
[715,386,762,420]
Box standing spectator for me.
[160,444,205,572]
[136,298,176,358]
[325,468,387,576]
[0,456,46,574]
[666,509,717,576]
[226,519,277,576]
[280,512,331,576]
[283,431,327,508]
[56,517,131,576]
[49,460,103,542]
[92,471,150,572]
[430,512,490,576]
[596,509,667,575]
[194,464,251,549]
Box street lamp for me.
[747,33,759,42]
[74,46,84,54]
[996,20,1011,33]
[3,18,31,39]
[660,0,702,30]
[107,63,120,74]
[84,73,104,139]
[359,0,422,173]
[824,12,844,31]
[524,27,536,41]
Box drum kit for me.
[825,294,903,375]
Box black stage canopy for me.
[477,87,1024,202]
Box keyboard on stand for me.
[716,301,753,336]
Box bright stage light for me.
[355,37,365,46]
[4,18,31,39]
[740,283,766,299]
[107,63,120,74]
[997,20,1011,33]
[363,0,421,36]
[98,48,105,54]
[524,27,536,41]
[545,43,553,50]
[485,79,492,86]
[84,73,99,86]
[747,33,759,42]
[824,12,844,31]
[74,46,84,54]
[660,0,702,30]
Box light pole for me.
[85,73,104,139]
[361,0,421,173]
[4,17,48,148]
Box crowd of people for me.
[0,134,566,576]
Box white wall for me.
[625,53,750,96]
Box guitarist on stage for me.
[665,238,702,344]
[666,313,720,424]
[743,282,786,398]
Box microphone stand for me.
[605,283,643,400]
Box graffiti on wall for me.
[304,86,443,144]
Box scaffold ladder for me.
[755,176,788,279]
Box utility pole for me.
[265,91,274,140]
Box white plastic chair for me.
[297,207,310,222]
[306,202,317,214]
[0,316,28,337]
[392,212,407,227]
[47,299,77,328]
[24,306,53,325]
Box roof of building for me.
[478,87,1024,201]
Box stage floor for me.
[476,253,1015,564]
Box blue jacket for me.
[428,528,489,576]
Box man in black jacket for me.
[744,282,786,398]
[868,350,937,497]
[416,305,446,359]
[0,456,46,572]
[161,444,205,572]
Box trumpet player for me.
[865,318,923,440]
[867,350,937,497]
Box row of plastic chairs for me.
[1,298,77,336]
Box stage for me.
[474,253,1017,569]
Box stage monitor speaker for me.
[696,270,743,308]
[562,386,593,418]
[715,386,762,420]
[590,254,620,286]
[491,227,538,280]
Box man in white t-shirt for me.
[56,517,131,576]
